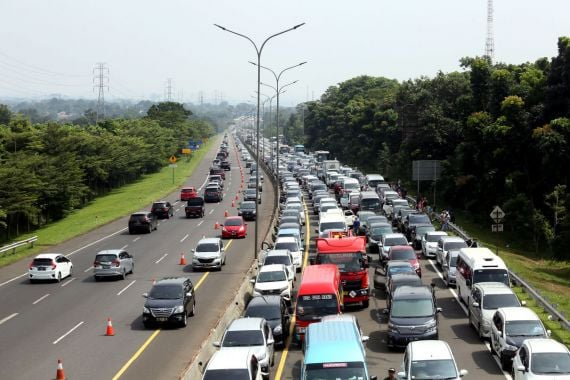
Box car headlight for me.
[424,320,437,332]
[143,307,150,314]
[256,351,267,361]
[192,258,199,263]
[388,322,398,333]
[273,325,282,335]
[173,305,184,314]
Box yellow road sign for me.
[182,148,192,154]
[169,155,177,164]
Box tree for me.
[0,104,11,125]
[146,102,192,129]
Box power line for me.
[93,63,109,122]
[0,51,90,78]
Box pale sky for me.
[0,0,569,106]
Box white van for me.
[316,213,347,238]
[456,248,510,305]
[364,174,384,189]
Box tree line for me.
[0,102,214,241]
[293,37,570,259]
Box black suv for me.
[204,185,223,203]
[151,201,174,219]
[238,200,257,221]
[128,212,158,234]
[244,295,291,347]
[142,277,196,328]
[384,285,441,348]
[220,160,231,171]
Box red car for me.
[221,216,247,239]
[388,245,421,277]
[180,187,198,201]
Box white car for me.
[422,231,448,258]
[274,236,302,271]
[398,340,468,380]
[284,202,305,225]
[191,238,226,271]
[512,338,570,379]
[28,253,73,283]
[262,249,296,283]
[251,264,292,303]
[202,349,264,380]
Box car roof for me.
[154,277,188,286]
[265,249,291,257]
[275,236,297,243]
[475,282,513,294]
[259,264,287,273]
[131,211,150,216]
[227,317,264,331]
[498,307,540,321]
[383,233,407,239]
[34,253,64,259]
[409,340,454,361]
[389,245,414,251]
[95,249,124,256]
[393,285,433,299]
[440,236,465,242]
[197,237,221,245]
[205,349,254,371]
[369,222,392,228]
[426,231,448,236]
[391,273,422,282]
[304,321,365,364]
[224,216,243,221]
[246,295,282,308]
[386,260,413,268]
[524,338,570,354]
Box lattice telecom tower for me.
[165,78,174,101]
[485,0,495,63]
[93,63,109,122]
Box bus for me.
[314,150,330,163]
[295,264,343,342]
[294,144,305,154]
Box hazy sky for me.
[1,0,569,106]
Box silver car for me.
[94,250,134,281]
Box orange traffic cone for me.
[231,200,235,208]
[214,221,220,230]
[179,253,187,266]
[56,359,66,380]
[224,210,229,217]
[106,317,115,336]
[235,194,239,200]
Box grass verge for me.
[0,137,217,268]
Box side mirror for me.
[516,365,526,373]
[472,301,480,308]
[436,307,443,313]
[191,249,196,253]
[212,341,221,348]
[459,369,469,377]
[267,338,275,345]
[442,263,449,269]
[249,279,256,284]
[142,293,148,298]
[186,292,192,297]
[383,308,389,314]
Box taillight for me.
[28,261,34,269]
[94,261,100,267]
[144,217,150,222]
[113,259,121,267]
[51,261,57,270]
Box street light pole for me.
[250,61,306,182]
[215,22,305,261]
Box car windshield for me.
[344,183,359,190]
[196,243,219,253]
[410,359,458,379]
[482,294,520,310]
[148,285,182,300]
[319,221,346,232]
[388,265,414,276]
[224,219,243,227]
[385,237,408,246]
[222,330,264,347]
[304,362,366,380]
[258,270,287,282]
[264,256,291,266]
[531,353,570,374]
[240,203,255,210]
[275,242,299,252]
[317,253,363,272]
[473,269,509,286]
[187,198,203,206]
[391,299,434,317]
[409,214,431,224]
[152,203,166,208]
[444,241,468,250]
[371,226,392,237]
[391,249,416,260]
[296,294,339,321]
[245,304,282,320]
[449,255,458,267]
[203,369,250,380]
[415,226,435,236]
[245,189,256,195]
[427,234,445,242]
[506,320,545,337]
[361,198,380,208]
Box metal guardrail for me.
[0,236,38,256]
[405,195,570,331]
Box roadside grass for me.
[0,137,217,268]
[452,211,570,346]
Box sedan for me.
[221,216,247,239]
[29,253,73,283]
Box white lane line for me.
[32,294,50,305]
[173,200,180,205]
[197,221,203,227]
[209,209,214,215]
[53,321,84,344]
[120,244,128,250]
[61,277,76,287]
[133,237,141,242]
[66,228,127,258]
[0,273,27,287]
[176,208,181,213]
[0,313,18,326]
[180,234,189,243]
[427,259,512,380]
[117,280,136,296]
[155,254,168,264]
[84,266,94,273]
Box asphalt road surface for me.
[0,134,276,380]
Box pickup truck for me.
[185,197,205,218]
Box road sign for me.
[182,148,191,154]
[169,155,177,164]
[490,206,505,223]
[168,164,177,168]
[492,224,504,232]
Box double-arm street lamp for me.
[215,22,305,260]
[250,61,306,181]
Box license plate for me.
[156,317,167,322]
[103,265,110,269]
[38,267,46,271]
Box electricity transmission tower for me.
[93,63,109,122]
[485,0,495,63]
[165,78,174,101]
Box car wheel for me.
[68,266,73,278]
[180,312,187,328]
[121,269,126,280]
[130,264,134,274]
[478,323,484,340]
[94,276,100,282]
[129,229,134,235]
[57,272,62,283]
[154,223,158,231]
[143,321,152,329]
[189,301,195,317]
[500,353,511,371]
[362,300,370,308]
[29,278,35,284]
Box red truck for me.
[314,233,371,308]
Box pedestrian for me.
[441,210,450,231]
[384,368,397,380]
[352,216,361,235]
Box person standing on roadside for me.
[384,368,397,380]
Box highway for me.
[0,134,277,380]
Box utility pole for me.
[165,78,174,101]
[93,63,109,123]
[485,0,495,63]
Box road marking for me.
[120,244,128,250]
[197,221,203,226]
[84,266,94,272]
[209,209,214,215]
[155,254,168,264]
[0,313,18,326]
[32,294,50,305]
[176,208,181,213]
[61,277,76,287]
[53,321,84,344]
[133,237,141,242]
[180,234,189,243]
[117,280,136,296]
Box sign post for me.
[169,155,177,184]
[490,206,505,255]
